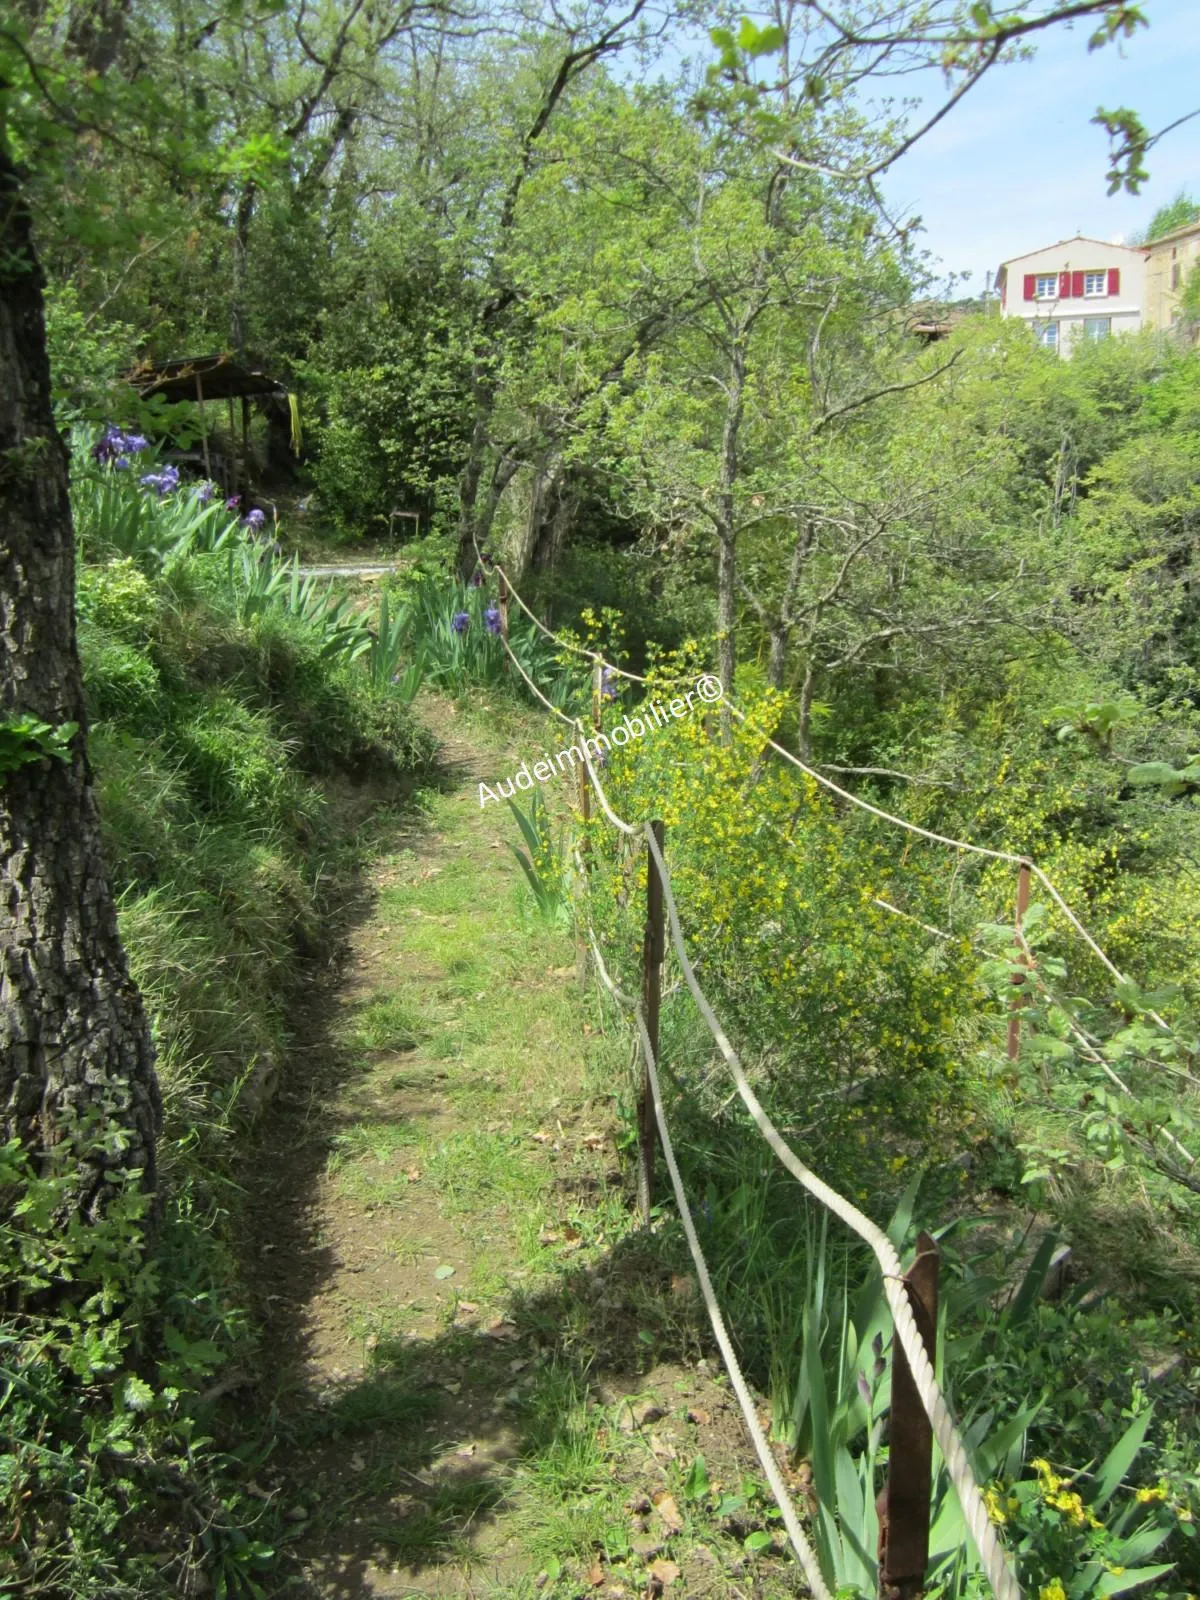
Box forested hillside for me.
[3,0,1200,1596]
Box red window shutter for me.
[1023,274,1036,300]
[1108,267,1120,295]
[1071,271,1085,298]
[1059,271,1071,298]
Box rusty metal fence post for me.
[1006,859,1032,1062]
[880,1231,940,1600]
[497,570,510,642]
[637,819,666,1225]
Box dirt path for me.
[243,694,806,1600]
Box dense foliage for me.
[4,0,1200,1593]
[3,459,434,1593]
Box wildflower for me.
[451,611,470,634]
[1136,1486,1168,1504]
[600,666,618,701]
[245,507,266,531]
[195,480,216,504]
[92,425,123,464]
[484,606,501,635]
[1047,1487,1093,1527]
[138,464,180,496]
[92,424,148,465]
[470,568,485,588]
[1039,1581,1066,1600]
[225,495,241,512]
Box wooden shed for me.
[127,353,292,495]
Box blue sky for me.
[883,0,1200,295]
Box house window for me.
[1084,271,1107,296]
[1171,262,1182,290]
[1033,321,1059,348]
[1035,274,1058,299]
[1083,317,1110,341]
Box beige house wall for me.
[996,236,1147,357]
[1144,219,1200,331]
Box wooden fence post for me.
[578,660,602,871]
[498,570,510,642]
[880,1230,940,1600]
[1006,859,1032,1062]
[638,819,666,1225]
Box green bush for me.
[2,469,436,1594]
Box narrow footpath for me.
[243,694,805,1600]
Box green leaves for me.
[507,792,568,921]
[682,1453,710,1500]
[0,715,78,774]
[1126,758,1200,797]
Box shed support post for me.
[194,373,212,480]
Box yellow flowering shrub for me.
[584,667,980,1176]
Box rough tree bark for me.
[0,147,161,1215]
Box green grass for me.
[368,1477,507,1562]
[347,992,426,1052]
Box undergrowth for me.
[2,463,435,1596]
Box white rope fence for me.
[634,1004,836,1600]
[466,554,1195,1600]
[569,746,1020,1599]
[485,546,1160,1025]
[578,921,833,1595]
[639,821,1022,1600]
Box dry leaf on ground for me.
[651,1491,683,1533]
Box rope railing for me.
[580,924,834,1596]
[483,546,1163,1025]
[638,821,1020,1600]
[635,1002,836,1600]
[579,809,1017,1599]
[524,644,1022,1599]
[468,554,1186,1600]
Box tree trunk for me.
[715,336,746,739]
[0,149,160,1217]
[455,407,492,577]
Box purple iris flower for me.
[600,667,618,701]
[113,456,131,470]
[245,507,266,531]
[139,464,181,496]
[196,480,216,504]
[93,425,151,465]
[451,610,470,635]
[484,606,501,635]
[92,425,126,465]
[225,495,241,512]
[470,568,485,588]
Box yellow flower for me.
[1039,1580,1067,1600]
[1136,1486,1167,1504]
[984,1486,1008,1526]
